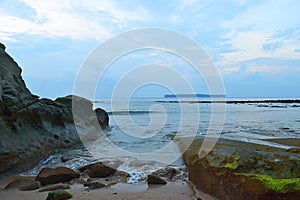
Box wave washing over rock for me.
[0,43,109,176]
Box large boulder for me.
[36,167,80,186]
[0,43,109,176]
[182,137,300,200]
[79,162,116,178]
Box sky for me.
[0,0,300,99]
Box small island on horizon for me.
[164,93,226,98]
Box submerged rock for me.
[46,189,72,200]
[147,174,167,185]
[36,167,80,186]
[0,44,109,175]
[182,137,300,200]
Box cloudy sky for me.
[1,0,299,98]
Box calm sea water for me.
[23,98,300,182]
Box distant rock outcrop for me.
[0,43,109,176]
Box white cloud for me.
[245,65,285,73]
[221,0,300,63]
[0,0,151,41]
[220,66,240,75]
[179,0,214,11]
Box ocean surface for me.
[23,97,300,183]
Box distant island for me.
[164,94,226,98]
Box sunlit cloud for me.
[0,0,152,42]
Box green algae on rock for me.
[224,154,239,170]
[181,137,300,200]
[46,189,72,200]
[241,174,300,193]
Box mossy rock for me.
[241,174,300,193]
[287,148,300,154]
[46,189,72,200]
[224,154,239,170]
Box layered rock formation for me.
[182,137,300,200]
[0,43,109,176]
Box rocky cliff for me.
[0,43,109,176]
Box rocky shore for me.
[181,137,300,200]
[0,162,198,200]
[1,42,300,199]
[0,43,109,176]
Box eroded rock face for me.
[0,43,109,176]
[182,137,300,200]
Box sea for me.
[22,97,300,183]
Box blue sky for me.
[1,0,300,98]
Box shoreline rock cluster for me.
[182,137,300,200]
[0,43,109,176]
[4,162,170,200]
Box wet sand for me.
[0,176,214,200]
[263,138,300,147]
[176,136,300,154]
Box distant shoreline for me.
[155,99,300,104]
[164,94,226,98]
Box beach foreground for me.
[0,175,216,200]
[1,137,299,200]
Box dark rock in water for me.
[95,108,109,129]
[61,156,72,163]
[85,182,106,191]
[147,174,167,185]
[0,44,110,176]
[36,167,80,186]
[5,177,40,191]
[78,162,103,173]
[39,183,70,192]
[46,189,72,200]
[112,170,131,182]
[182,137,300,200]
[88,162,116,178]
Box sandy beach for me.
[0,175,216,200]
